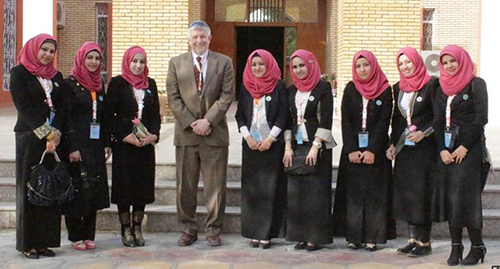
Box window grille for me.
[96,3,108,83]
[422,8,434,51]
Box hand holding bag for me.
[284,145,318,176]
[27,150,74,206]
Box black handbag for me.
[284,146,318,176]
[27,150,74,206]
[77,162,100,201]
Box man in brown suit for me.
[166,21,234,246]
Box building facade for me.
[1,0,482,112]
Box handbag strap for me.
[26,181,74,201]
[39,150,61,164]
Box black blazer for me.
[341,81,393,154]
[390,77,439,148]
[433,77,488,152]
[63,76,106,153]
[235,79,288,141]
[103,76,161,143]
[10,64,68,133]
[287,79,333,145]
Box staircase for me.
[0,160,499,238]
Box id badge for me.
[358,131,369,148]
[49,110,56,125]
[90,122,100,139]
[405,128,415,146]
[251,129,262,142]
[444,131,452,148]
[296,130,304,145]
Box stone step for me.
[0,202,499,238]
[2,177,500,209]
[1,160,500,184]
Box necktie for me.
[194,56,203,92]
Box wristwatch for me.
[312,141,322,149]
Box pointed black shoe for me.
[447,243,464,266]
[408,241,431,257]
[461,244,486,266]
[397,239,416,255]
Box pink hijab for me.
[71,42,103,92]
[397,46,432,92]
[243,49,281,99]
[439,45,475,96]
[121,46,149,89]
[352,50,390,99]
[290,49,322,92]
[17,33,58,79]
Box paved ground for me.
[0,231,500,269]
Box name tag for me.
[444,131,453,148]
[405,128,415,146]
[251,129,261,142]
[90,122,100,139]
[358,131,369,148]
[296,130,304,145]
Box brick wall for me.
[112,0,189,95]
[420,0,480,65]
[325,0,338,85]
[57,0,112,77]
[336,0,421,99]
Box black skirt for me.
[111,141,156,205]
[15,131,62,252]
[431,142,484,229]
[286,144,333,245]
[333,148,396,244]
[393,144,436,224]
[241,141,286,240]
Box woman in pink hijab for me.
[386,46,439,257]
[10,33,68,259]
[283,49,335,251]
[235,49,288,249]
[104,46,161,248]
[332,50,395,251]
[61,42,110,251]
[432,45,488,266]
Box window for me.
[2,0,17,91]
[422,8,434,51]
[96,3,109,83]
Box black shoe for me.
[250,240,260,248]
[461,244,486,265]
[397,240,416,254]
[260,241,271,249]
[36,248,55,257]
[447,243,464,266]
[347,242,361,250]
[294,242,307,250]
[365,243,377,252]
[121,225,135,247]
[22,249,39,259]
[306,243,321,252]
[408,242,431,257]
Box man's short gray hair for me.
[188,20,211,37]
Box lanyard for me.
[133,88,145,119]
[404,92,415,126]
[91,92,98,122]
[445,95,456,130]
[362,97,369,130]
[37,77,54,109]
[296,92,310,125]
[252,98,261,126]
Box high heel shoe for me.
[461,244,487,265]
[447,243,464,266]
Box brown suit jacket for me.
[167,51,234,146]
